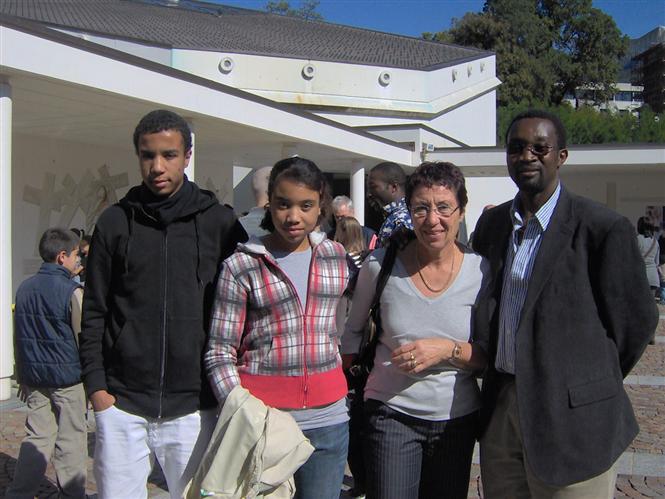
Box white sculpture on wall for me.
[22,167,232,270]
[22,165,129,256]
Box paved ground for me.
[1,303,663,498]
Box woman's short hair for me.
[39,228,80,263]
[334,216,366,254]
[260,157,331,232]
[405,162,468,212]
[637,216,655,237]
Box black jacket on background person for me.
[79,180,247,419]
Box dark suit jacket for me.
[473,186,658,487]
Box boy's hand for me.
[90,390,116,412]
[17,384,30,403]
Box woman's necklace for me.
[415,245,456,294]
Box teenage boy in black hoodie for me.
[79,110,247,498]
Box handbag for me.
[345,242,398,391]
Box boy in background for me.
[8,228,86,499]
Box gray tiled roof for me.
[0,0,490,70]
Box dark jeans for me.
[294,421,349,499]
[364,399,477,499]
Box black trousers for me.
[347,388,367,493]
[364,399,477,499]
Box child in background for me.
[8,228,87,498]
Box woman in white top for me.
[342,162,489,499]
[636,216,660,292]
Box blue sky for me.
[213,0,665,40]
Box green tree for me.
[427,0,628,108]
[265,0,323,21]
[498,103,665,145]
[632,106,665,142]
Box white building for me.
[563,82,644,114]
[0,1,663,398]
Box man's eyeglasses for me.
[411,204,460,219]
[507,141,554,157]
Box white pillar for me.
[0,80,13,400]
[185,119,196,182]
[350,160,365,225]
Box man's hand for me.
[90,390,116,412]
[17,384,30,403]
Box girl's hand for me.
[392,338,454,374]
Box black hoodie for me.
[80,180,247,418]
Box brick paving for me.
[1,303,663,498]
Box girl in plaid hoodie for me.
[205,157,350,499]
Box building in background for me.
[563,82,644,114]
[631,27,665,113]
[563,26,665,115]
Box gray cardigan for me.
[637,234,660,287]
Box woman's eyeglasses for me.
[411,204,459,219]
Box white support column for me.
[185,119,196,182]
[350,160,365,226]
[0,80,13,400]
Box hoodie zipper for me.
[266,246,316,409]
[301,248,317,408]
[158,230,168,418]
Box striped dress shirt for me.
[496,184,561,374]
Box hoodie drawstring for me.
[194,213,202,287]
[124,208,135,275]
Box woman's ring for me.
[410,352,415,361]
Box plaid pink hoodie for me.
[205,232,349,409]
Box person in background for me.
[335,216,368,275]
[334,215,370,497]
[636,216,661,299]
[205,157,350,499]
[473,109,657,498]
[331,195,378,251]
[79,109,247,498]
[76,235,92,284]
[367,162,413,246]
[239,166,272,237]
[8,228,87,499]
[658,231,665,304]
[68,229,85,284]
[343,162,489,499]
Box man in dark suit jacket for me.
[473,109,658,498]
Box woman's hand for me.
[392,339,454,374]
